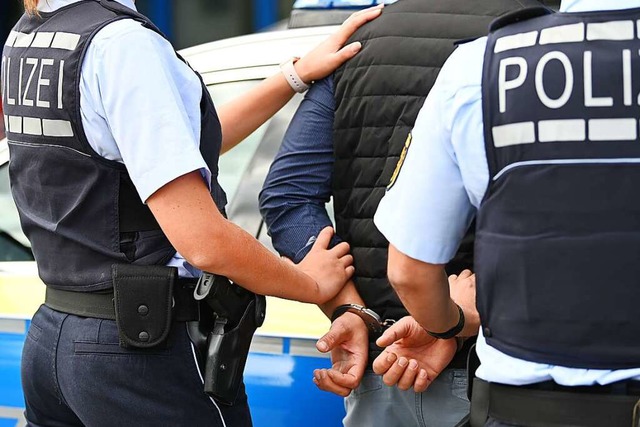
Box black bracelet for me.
[427,304,465,340]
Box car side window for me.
[207,80,268,201]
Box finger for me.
[316,322,348,353]
[448,274,458,281]
[312,227,334,250]
[331,41,363,64]
[375,317,412,347]
[313,369,352,397]
[336,5,384,44]
[340,254,354,269]
[330,241,351,257]
[327,369,360,390]
[345,265,355,279]
[382,356,409,387]
[413,369,431,393]
[396,359,420,391]
[458,269,473,279]
[372,350,397,375]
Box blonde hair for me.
[24,0,38,15]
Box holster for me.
[187,274,266,405]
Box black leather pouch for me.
[112,264,176,348]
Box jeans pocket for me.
[352,372,383,397]
[451,369,469,402]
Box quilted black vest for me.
[332,0,540,321]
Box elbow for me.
[172,229,228,274]
[387,263,421,299]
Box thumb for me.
[312,227,334,250]
[316,323,345,353]
[375,317,413,347]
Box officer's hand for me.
[448,270,480,337]
[313,311,368,396]
[296,227,354,304]
[294,5,383,84]
[372,316,457,393]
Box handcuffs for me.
[330,304,395,336]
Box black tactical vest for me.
[1,0,226,292]
[479,6,640,368]
[332,0,538,321]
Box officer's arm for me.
[146,170,354,304]
[217,5,382,154]
[387,244,479,337]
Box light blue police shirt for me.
[39,0,211,277]
[374,0,640,386]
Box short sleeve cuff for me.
[374,196,461,265]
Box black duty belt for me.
[470,378,640,427]
[45,279,200,322]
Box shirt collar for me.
[560,0,640,12]
[38,0,137,13]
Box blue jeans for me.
[22,304,252,427]
[344,368,469,427]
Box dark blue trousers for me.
[22,305,252,427]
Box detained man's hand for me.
[295,227,355,304]
[372,316,457,393]
[313,312,369,396]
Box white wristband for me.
[280,57,310,93]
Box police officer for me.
[1,0,382,425]
[372,0,640,426]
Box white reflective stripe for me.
[289,339,329,358]
[23,117,42,136]
[42,119,74,137]
[492,122,536,147]
[31,32,56,48]
[588,118,637,141]
[13,32,35,48]
[8,116,22,134]
[0,319,27,334]
[8,140,91,158]
[539,23,585,45]
[5,31,18,47]
[494,31,538,53]
[51,32,81,51]
[494,158,640,181]
[0,406,26,427]
[587,20,634,41]
[249,335,284,354]
[538,119,586,142]
[637,20,640,40]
